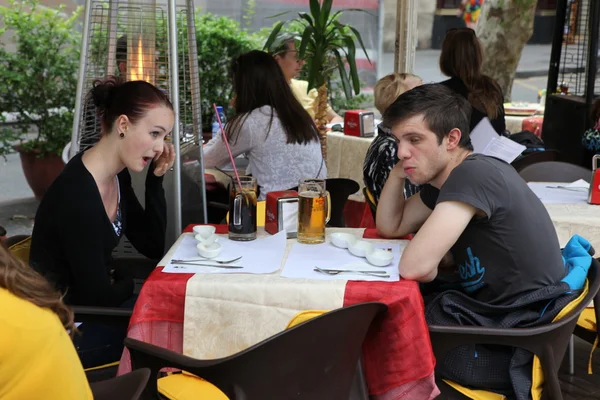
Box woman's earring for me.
[119,132,125,138]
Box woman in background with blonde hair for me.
[363,73,423,204]
[439,28,506,134]
[0,244,92,399]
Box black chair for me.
[519,161,592,183]
[429,257,600,400]
[126,302,388,400]
[362,187,377,221]
[90,368,151,400]
[291,178,360,228]
[511,150,561,172]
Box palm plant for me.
[263,0,370,159]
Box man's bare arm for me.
[398,201,476,282]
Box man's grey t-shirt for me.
[420,154,565,305]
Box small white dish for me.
[197,242,222,259]
[330,232,358,249]
[348,240,374,258]
[366,248,394,267]
[194,233,218,246]
[193,225,216,239]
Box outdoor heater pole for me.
[185,0,208,224]
[167,0,183,237]
[70,0,93,156]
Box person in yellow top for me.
[269,34,344,125]
[0,244,92,400]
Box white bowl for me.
[348,240,374,258]
[197,242,222,259]
[194,233,218,246]
[193,225,216,239]
[330,232,358,249]
[366,248,394,267]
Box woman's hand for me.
[153,143,176,177]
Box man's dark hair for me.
[383,83,473,150]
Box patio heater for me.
[542,0,599,167]
[70,0,208,248]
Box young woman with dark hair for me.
[0,244,92,399]
[439,28,506,134]
[30,77,175,367]
[204,50,325,199]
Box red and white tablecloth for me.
[118,225,437,399]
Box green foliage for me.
[0,0,81,158]
[194,13,259,130]
[243,0,257,30]
[262,0,371,100]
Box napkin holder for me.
[265,190,299,238]
[344,110,375,137]
[588,155,600,205]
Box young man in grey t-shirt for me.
[376,84,565,305]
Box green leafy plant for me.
[0,0,81,158]
[194,13,259,131]
[263,0,371,158]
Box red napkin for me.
[183,224,228,234]
[363,229,413,240]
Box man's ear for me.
[446,128,462,151]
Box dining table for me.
[117,225,439,400]
[528,181,600,250]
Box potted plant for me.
[0,0,81,199]
[263,0,370,159]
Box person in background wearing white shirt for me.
[203,50,325,200]
[268,34,343,125]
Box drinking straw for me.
[213,103,243,191]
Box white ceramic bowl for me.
[348,240,374,258]
[193,225,216,239]
[197,242,222,259]
[366,248,394,267]
[330,232,358,249]
[194,233,218,246]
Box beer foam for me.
[299,191,320,198]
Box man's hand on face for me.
[390,159,407,180]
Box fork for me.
[172,263,243,269]
[314,267,390,278]
[172,256,242,264]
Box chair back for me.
[429,258,600,400]
[363,187,377,221]
[7,236,32,264]
[289,178,360,228]
[519,161,591,183]
[90,368,150,400]
[511,150,560,172]
[325,178,360,227]
[127,302,387,400]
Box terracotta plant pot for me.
[17,149,65,200]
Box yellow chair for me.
[7,236,32,265]
[433,268,599,400]
[225,200,266,227]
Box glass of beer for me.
[297,178,331,244]
[228,176,258,241]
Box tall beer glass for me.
[297,178,331,244]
